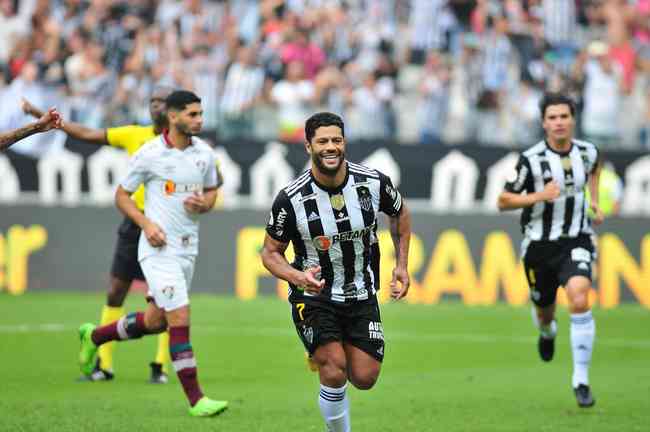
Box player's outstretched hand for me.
[184,192,208,214]
[143,220,167,247]
[590,204,604,226]
[21,98,41,118]
[37,108,63,132]
[299,266,325,295]
[390,266,410,300]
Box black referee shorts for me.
[291,298,385,362]
[523,235,595,308]
[110,217,145,282]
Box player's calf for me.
[168,326,204,406]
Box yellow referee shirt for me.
[106,125,156,211]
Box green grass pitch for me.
[1,293,648,431]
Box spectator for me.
[270,60,315,143]
[280,26,325,80]
[219,44,266,138]
[347,71,395,140]
[0,0,34,73]
[418,51,451,145]
[573,41,624,148]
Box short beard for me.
[312,152,343,176]
[177,122,195,137]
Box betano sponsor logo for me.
[235,226,650,308]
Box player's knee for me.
[349,370,379,390]
[568,293,590,313]
[319,359,347,386]
[144,314,166,333]
[566,282,591,312]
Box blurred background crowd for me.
[1,0,649,154]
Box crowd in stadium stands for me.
[1,0,649,151]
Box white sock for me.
[531,307,557,339]
[570,310,595,388]
[319,383,350,432]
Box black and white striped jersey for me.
[266,161,403,305]
[504,139,600,246]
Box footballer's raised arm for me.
[23,98,107,145]
[0,108,62,152]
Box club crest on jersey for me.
[313,235,332,251]
[195,159,207,173]
[561,156,572,171]
[357,187,373,211]
[330,194,345,211]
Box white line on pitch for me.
[1,323,649,349]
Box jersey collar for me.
[544,139,573,156]
[310,161,350,194]
[162,129,194,150]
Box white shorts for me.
[140,255,196,312]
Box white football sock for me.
[319,383,350,432]
[531,307,557,339]
[570,310,595,388]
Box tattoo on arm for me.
[0,123,42,152]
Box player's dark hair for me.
[165,90,201,111]
[305,112,345,143]
[539,92,576,119]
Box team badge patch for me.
[358,187,372,211]
[313,235,332,251]
[561,156,572,171]
[195,159,207,173]
[330,194,345,211]
[162,286,175,300]
[302,326,314,345]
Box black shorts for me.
[523,235,595,308]
[291,298,385,362]
[110,217,145,282]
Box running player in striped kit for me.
[498,93,603,408]
[262,112,412,432]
